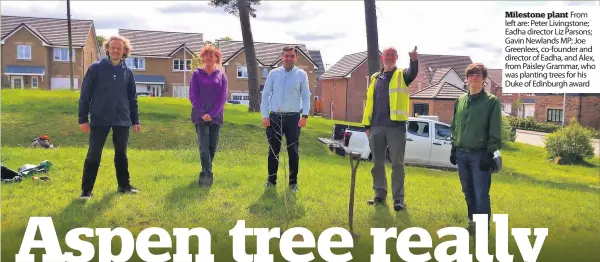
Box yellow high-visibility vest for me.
[362,68,410,126]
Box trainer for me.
[260,46,311,192]
[78,35,141,200]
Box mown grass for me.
[1,89,599,261]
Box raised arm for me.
[403,59,419,86]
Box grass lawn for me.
[2,90,599,261]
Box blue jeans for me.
[196,123,221,174]
[456,149,492,222]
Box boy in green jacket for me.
[450,63,502,233]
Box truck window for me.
[435,124,452,140]
[408,121,429,138]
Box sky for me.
[1,0,597,70]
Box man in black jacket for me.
[78,35,141,200]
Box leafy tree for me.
[96,35,105,51]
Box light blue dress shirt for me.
[260,66,311,118]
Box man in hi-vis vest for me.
[362,47,418,211]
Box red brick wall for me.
[346,62,371,123]
[320,78,347,121]
[409,99,456,124]
[534,95,600,129]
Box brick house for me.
[116,29,204,98]
[216,40,320,113]
[317,51,383,122]
[308,50,325,113]
[1,15,99,90]
[410,68,467,124]
[407,54,473,95]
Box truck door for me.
[405,120,432,165]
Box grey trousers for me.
[368,124,407,202]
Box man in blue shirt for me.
[260,46,311,192]
[78,35,141,200]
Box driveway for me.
[516,129,600,157]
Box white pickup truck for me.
[318,116,456,170]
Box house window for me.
[237,66,248,78]
[547,109,563,123]
[31,76,39,88]
[126,57,145,70]
[502,102,512,114]
[413,103,429,116]
[17,45,31,59]
[231,93,249,101]
[53,48,75,61]
[263,68,269,78]
[173,59,191,71]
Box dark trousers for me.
[456,149,492,222]
[195,123,221,173]
[81,126,131,192]
[266,112,301,185]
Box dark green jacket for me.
[451,90,502,153]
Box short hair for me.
[282,45,298,55]
[199,44,222,65]
[103,35,132,58]
[465,63,488,79]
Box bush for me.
[501,116,516,144]
[508,116,561,133]
[545,118,595,164]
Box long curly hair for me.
[103,35,132,58]
[199,44,222,66]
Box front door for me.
[405,120,431,165]
[429,123,453,167]
[150,85,162,97]
[11,76,23,89]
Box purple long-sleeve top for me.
[189,68,228,125]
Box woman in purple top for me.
[189,44,228,186]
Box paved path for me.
[516,129,600,157]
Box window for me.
[17,45,31,59]
[232,93,249,101]
[502,103,512,114]
[408,121,430,138]
[126,57,145,70]
[173,59,191,71]
[435,124,452,140]
[53,48,75,61]
[547,109,563,123]
[263,68,269,78]
[413,103,430,116]
[31,76,39,88]
[237,66,248,78]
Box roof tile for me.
[319,51,369,79]
[219,40,312,66]
[118,29,203,57]
[1,15,93,46]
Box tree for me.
[210,0,261,112]
[364,0,380,76]
[204,36,233,49]
[96,35,106,51]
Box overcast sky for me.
[1,0,596,70]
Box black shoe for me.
[393,200,405,211]
[80,191,92,200]
[289,184,298,192]
[199,171,211,186]
[265,181,276,187]
[118,185,139,194]
[367,197,385,205]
